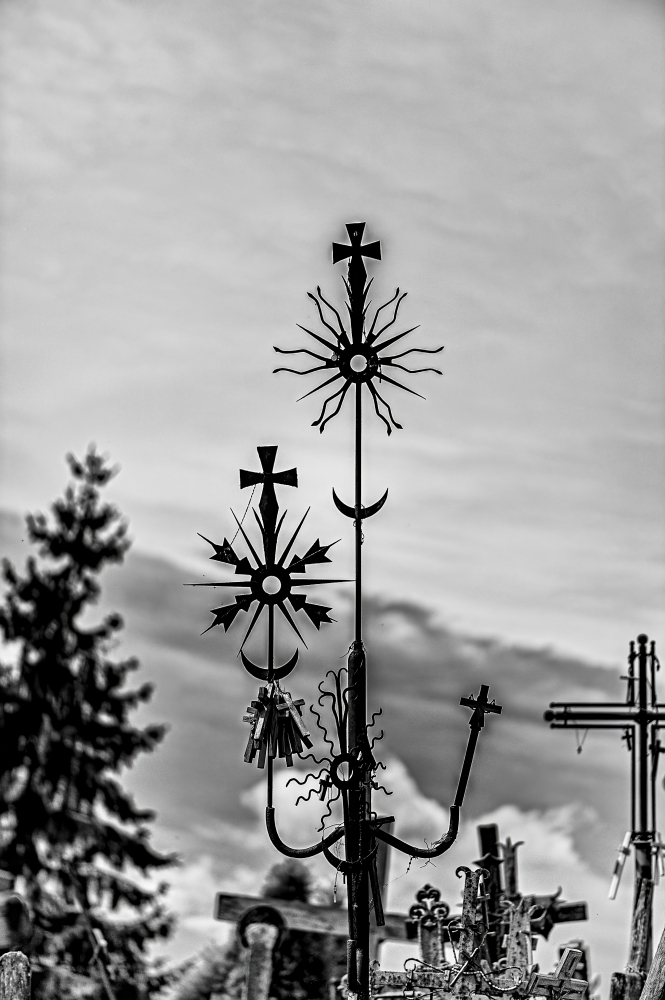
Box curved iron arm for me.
[265,806,345,858]
[371,804,459,859]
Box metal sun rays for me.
[188,446,346,767]
[190,446,343,657]
[273,223,444,435]
[191,224,502,1000]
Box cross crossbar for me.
[526,947,587,999]
[332,223,381,265]
[545,634,662,980]
[214,892,408,947]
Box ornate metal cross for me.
[193,225,502,1000]
[271,224,501,1000]
[239,445,298,544]
[545,633,663,981]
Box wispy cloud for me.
[1,0,662,661]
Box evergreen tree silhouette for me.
[0,448,175,999]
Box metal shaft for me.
[355,383,362,645]
[347,297,370,999]
[635,634,652,970]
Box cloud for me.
[152,752,639,993]
[2,0,663,665]
[1,510,658,993]
[375,772,638,994]
[0,510,637,883]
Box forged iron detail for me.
[240,648,298,683]
[331,487,389,521]
[190,445,348,770]
[188,446,345,652]
[286,665,388,834]
[409,884,451,926]
[273,223,443,435]
[190,225,504,1000]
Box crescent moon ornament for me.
[240,648,299,682]
[332,487,389,520]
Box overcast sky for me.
[1,0,664,994]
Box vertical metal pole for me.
[635,633,653,970]
[268,605,274,681]
[355,383,362,645]
[637,635,651,877]
[346,381,370,998]
[651,642,659,838]
[631,729,636,836]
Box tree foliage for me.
[0,448,175,998]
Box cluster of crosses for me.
[211,821,589,1000]
[191,225,661,1000]
[191,224,504,1000]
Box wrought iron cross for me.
[266,225,501,1000]
[545,633,663,977]
[240,446,297,552]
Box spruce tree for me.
[0,448,174,999]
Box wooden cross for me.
[373,867,490,998]
[525,947,588,999]
[239,446,297,547]
[499,834,524,899]
[476,824,587,946]
[545,634,663,978]
[214,832,400,998]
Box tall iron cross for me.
[545,635,663,880]
[545,634,662,979]
[453,686,502,811]
[239,446,297,548]
[461,684,502,730]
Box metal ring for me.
[330,753,359,789]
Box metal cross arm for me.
[544,634,662,982]
[455,685,502,809]
[526,946,588,1000]
[265,804,345,859]
[545,708,665,725]
[372,686,501,860]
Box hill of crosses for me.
[1,224,662,1000]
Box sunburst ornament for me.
[188,446,346,676]
[274,222,443,434]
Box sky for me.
[1,0,664,995]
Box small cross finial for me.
[332,222,381,265]
[460,684,502,730]
[239,446,297,543]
